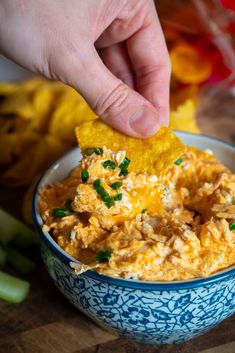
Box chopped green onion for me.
[93,179,101,187]
[102,160,116,170]
[84,147,103,156]
[0,270,30,303]
[52,208,72,217]
[5,246,36,274]
[81,169,89,182]
[93,179,114,208]
[118,157,131,177]
[229,222,235,231]
[119,157,131,170]
[0,208,39,248]
[106,198,115,208]
[84,148,90,156]
[174,158,183,166]
[114,194,122,201]
[119,169,128,177]
[96,250,112,263]
[65,199,73,212]
[95,147,103,155]
[110,182,122,190]
[141,208,147,214]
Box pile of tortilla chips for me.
[0,78,97,187]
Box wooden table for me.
[1,1,235,351]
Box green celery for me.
[0,270,30,303]
[5,246,36,274]
[0,208,39,248]
[0,246,6,267]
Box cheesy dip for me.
[39,147,235,281]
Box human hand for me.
[0,0,171,137]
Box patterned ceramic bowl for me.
[32,132,235,345]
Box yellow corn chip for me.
[170,99,200,134]
[170,42,212,84]
[0,132,18,166]
[76,120,186,175]
[1,134,68,186]
[170,85,198,109]
[0,82,19,96]
[49,88,97,143]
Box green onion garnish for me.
[94,147,103,155]
[114,193,122,201]
[81,169,89,182]
[84,148,90,156]
[84,147,103,156]
[118,157,131,176]
[110,182,122,190]
[229,222,235,231]
[141,208,147,214]
[52,199,74,217]
[119,157,130,170]
[119,169,128,177]
[52,208,72,217]
[65,199,73,212]
[174,158,183,166]
[106,198,115,208]
[93,179,114,208]
[102,160,116,170]
[96,250,112,263]
[93,179,101,187]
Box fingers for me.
[126,1,171,125]
[99,42,135,89]
[63,45,161,138]
[96,0,171,126]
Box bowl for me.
[32,132,235,345]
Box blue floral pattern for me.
[41,243,235,345]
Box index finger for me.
[127,2,171,125]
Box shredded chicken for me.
[39,146,235,281]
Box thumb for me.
[64,47,162,138]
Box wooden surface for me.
[1,2,235,352]
[0,266,234,353]
[0,101,235,353]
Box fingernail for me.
[129,105,160,137]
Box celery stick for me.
[0,246,6,267]
[0,271,30,303]
[0,208,39,247]
[5,246,36,274]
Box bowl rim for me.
[32,131,235,290]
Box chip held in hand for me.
[76,120,186,175]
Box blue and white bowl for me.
[32,132,235,345]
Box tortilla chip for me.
[170,42,212,84]
[49,88,97,143]
[1,134,68,186]
[0,132,19,166]
[170,85,198,109]
[76,120,186,175]
[170,99,200,133]
[0,82,19,96]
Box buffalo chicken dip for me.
[39,147,235,281]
